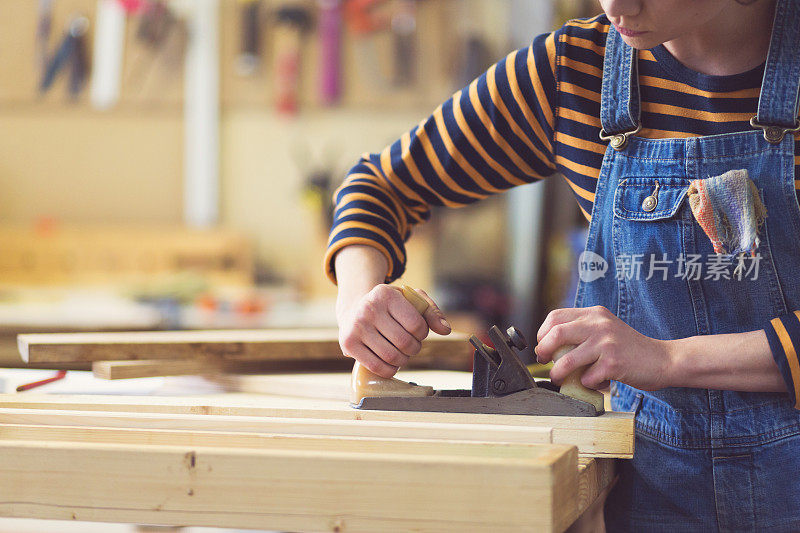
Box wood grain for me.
[0,408,553,445]
[92,359,218,379]
[209,370,473,399]
[19,328,472,366]
[0,422,550,457]
[0,394,634,458]
[0,424,619,532]
[0,439,577,532]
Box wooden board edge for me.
[0,438,571,532]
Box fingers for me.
[362,325,411,369]
[536,319,593,364]
[548,342,599,385]
[385,288,429,341]
[537,307,588,343]
[342,340,398,378]
[535,306,614,364]
[340,284,449,376]
[416,289,451,335]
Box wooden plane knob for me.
[552,345,604,412]
[349,285,436,404]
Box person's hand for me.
[336,284,451,378]
[534,306,674,391]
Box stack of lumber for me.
[17,328,474,378]
[0,393,633,532]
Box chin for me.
[618,33,664,50]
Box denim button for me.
[642,195,657,211]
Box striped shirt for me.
[325,14,800,406]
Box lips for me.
[614,24,647,37]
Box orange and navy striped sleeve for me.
[324,29,559,283]
[765,314,800,408]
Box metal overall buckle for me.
[599,124,642,151]
[749,116,800,144]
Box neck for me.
[663,1,777,76]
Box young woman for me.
[327,1,800,529]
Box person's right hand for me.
[336,284,451,378]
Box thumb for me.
[416,289,451,335]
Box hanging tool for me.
[273,4,313,114]
[135,1,175,47]
[36,0,54,72]
[293,140,341,230]
[236,0,263,76]
[344,0,390,88]
[456,33,492,88]
[344,0,418,89]
[40,16,90,98]
[124,0,187,94]
[317,0,342,105]
[390,0,416,87]
[351,286,605,417]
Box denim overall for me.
[575,1,800,530]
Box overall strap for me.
[599,23,640,150]
[753,0,800,143]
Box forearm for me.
[667,330,787,392]
[334,245,389,320]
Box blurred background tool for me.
[293,140,340,231]
[126,0,187,89]
[456,33,492,88]
[236,0,263,76]
[316,0,342,105]
[391,0,417,86]
[35,0,53,72]
[344,0,390,88]
[273,3,313,114]
[39,15,90,98]
[90,0,127,109]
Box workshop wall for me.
[0,0,560,299]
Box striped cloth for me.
[325,13,800,407]
[687,169,767,256]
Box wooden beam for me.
[0,422,549,456]
[0,408,553,445]
[18,328,471,366]
[0,394,634,458]
[0,424,615,530]
[0,439,578,532]
[92,358,217,379]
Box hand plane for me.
[352,320,605,417]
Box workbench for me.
[0,370,633,532]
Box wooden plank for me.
[18,328,472,366]
[92,359,216,379]
[0,422,551,456]
[210,370,473,399]
[0,394,634,458]
[0,439,578,532]
[0,408,553,445]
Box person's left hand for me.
[534,305,674,391]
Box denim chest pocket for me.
[614,177,689,221]
[611,177,692,333]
